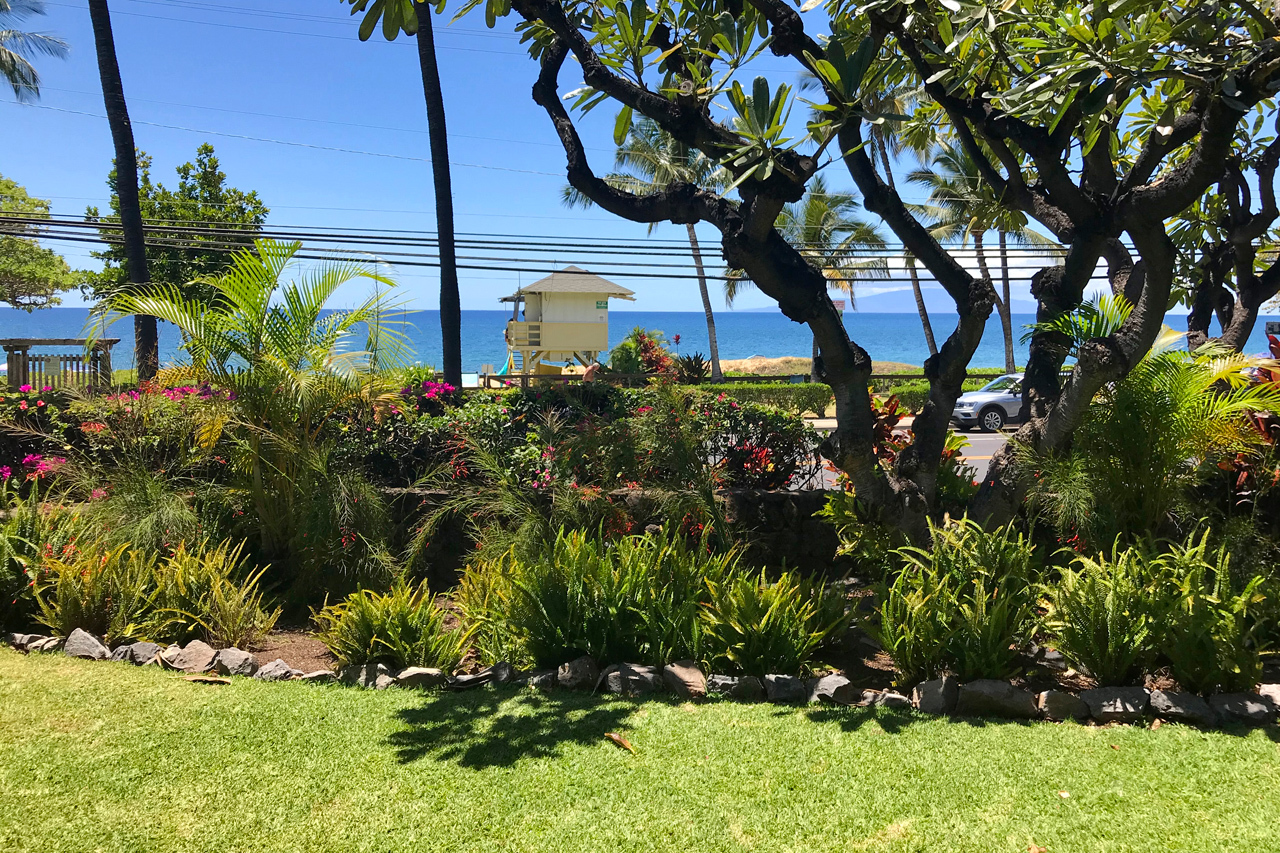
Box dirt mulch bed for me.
[251,630,335,673]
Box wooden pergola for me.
[0,339,119,391]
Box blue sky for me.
[3,0,1063,313]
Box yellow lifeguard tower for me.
[500,266,635,374]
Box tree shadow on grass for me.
[388,686,639,769]
[801,704,1036,735]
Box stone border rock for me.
[5,634,1277,730]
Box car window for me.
[980,376,1016,392]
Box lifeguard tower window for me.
[500,266,635,375]
[1266,321,1280,336]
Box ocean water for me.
[2,307,1275,372]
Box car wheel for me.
[979,406,1005,432]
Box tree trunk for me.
[414,3,461,388]
[87,0,156,382]
[685,223,723,381]
[908,261,937,356]
[876,136,937,356]
[997,231,1016,373]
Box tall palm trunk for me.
[973,231,1011,373]
[685,223,723,381]
[414,3,460,388]
[997,230,1015,373]
[907,260,937,356]
[87,0,156,381]
[877,136,936,356]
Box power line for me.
[6,217,1107,284]
[7,102,566,177]
[33,85,617,154]
[7,213,1082,257]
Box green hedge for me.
[699,382,834,416]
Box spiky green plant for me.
[459,527,740,669]
[147,539,279,649]
[314,579,469,671]
[1159,531,1270,695]
[1022,332,1280,544]
[1041,541,1170,686]
[867,565,955,687]
[872,518,1036,685]
[703,569,849,677]
[34,542,157,645]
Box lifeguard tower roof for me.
[500,265,636,302]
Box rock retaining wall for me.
[8,633,1278,730]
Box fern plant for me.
[1160,531,1269,694]
[314,579,469,671]
[1041,542,1170,685]
[703,569,849,677]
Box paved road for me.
[956,430,1010,481]
[804,417,1011,484]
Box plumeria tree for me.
[446,0,1280,537]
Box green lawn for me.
[1,650,1278,852]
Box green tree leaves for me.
[0,173,80,310]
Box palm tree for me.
[87,0,157,381]
[727,175,888,379]
[908,143,1057,374]
[864,85,940,357]
[563,117,727,380]
[97,239,409,555]
[0,0,66,101]
[801,76,940,355]
[346,0,460,388]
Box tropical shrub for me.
[1021,326,1280,547]
[314,578,469,671]
[147,540,280,649]
[101,240,409,603]
[459,528,738,668]
[1159,532,1270,695]
[702,569,849,677]
[870,519,1035,685]
[1041,542,1170,686]
[34,542,158,645]
[699,382,834,417]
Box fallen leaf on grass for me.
[1151,719,1163,730]
[182,675,231,685]
[605,732,635,753]
[1110,744,1120,750]
[1057,791,1070,799]
[1029,845,1048,853]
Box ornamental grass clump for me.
[314,579,469,671]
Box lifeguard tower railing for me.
[1,339,119,391]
